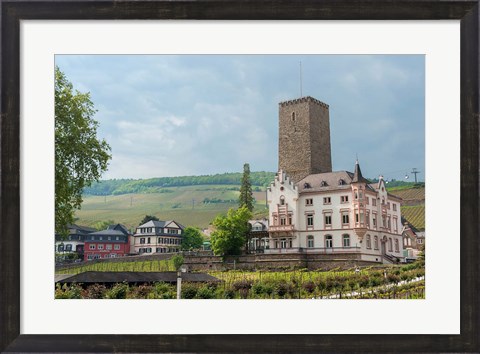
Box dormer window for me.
[339,179,345,185]
[304,183,311,189]
[320,181,327,187]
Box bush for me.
[196,284,215,299]
[302,281,316,294]
[232,279,253,291]
[106,282,128,299]
[181,283,198,299]
[84,284,107,299]
[127,284,152,299]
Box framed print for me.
[1,1,479,352]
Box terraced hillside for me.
[389,186,425,206]
[389,186,425,231]
[401,205,425,231]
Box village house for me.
[83,224,131,261]
[245,218,269,254]
[132,219,184,255]
[55,224,97,259]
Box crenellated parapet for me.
[279,96,329,109]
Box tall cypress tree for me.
[239,163,254,211]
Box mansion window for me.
[280,196,285,205]
[393,218,398,233]
[106,244,112,250]
[140,238,145,244]
[324,214,332,227]
[58,244,64,252]
[325,235,333,248]
[306,214,314,227]
[393,203,397,211]
[354,190,358,200]
[372,214,377,228]
[395,239,399,252]
[382,215,387,228]
[359,191,363,200]
[388,238,393,252]
[323,197,331,204]
[89,244,95,250]
[147,237,151,243]
[168,229,179,234]
[341,195,349,203]
[280,217,286,226]
[387,217,391,230]
[374,236,379,250]
[366,212,370,226]
[366,235,371,249]
[372,198,377,206]
[343,234,350,247]
[418,239,424,244]
[98,244,104,250]
[305,198,313,206]
[307,235,314,248]
[366,196,369,205]
[65,244,72,252]
[114,245,120,250]
[342,213,350,226]
[116,236,119,241]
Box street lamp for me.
[176,265,187,299]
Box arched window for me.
[374,236,379,250]
[325,235,333,248]
[280,196,285,205]
[307,235,314,248]
[366,234,371,249]
[395,239,399,252]
[343,234,350,247]
[388,238,393,252]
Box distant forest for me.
[83,171,276,196]
[83,172,422,196]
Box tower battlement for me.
[279,96,329,109]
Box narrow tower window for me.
[292,112,296,121]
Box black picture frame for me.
[1,1,478,352]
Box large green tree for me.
[181,227,204,251]
[238,163,254,211]
[55,67,111,236]
[210,206,252,256]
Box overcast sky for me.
[55,55,424,181]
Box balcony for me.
[269,225,295,233]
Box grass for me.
[76,185,268,230]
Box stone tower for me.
[278,96,332,182]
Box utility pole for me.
[411,168,420,183]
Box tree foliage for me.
[172,254,185,270]
[55,67,111,236]
[238,163,254,211]
[93,220,115,231]
[181,227,204,251]
[83,171,275,196]
[140,215,159,225]
[210,206,252,256]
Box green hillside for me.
[75,185,268,230]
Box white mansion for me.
[266,164,404,262]
[265,96,404,263]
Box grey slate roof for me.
[90,224,130,236]
[297,171,354,193]
[56,271,221,284]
